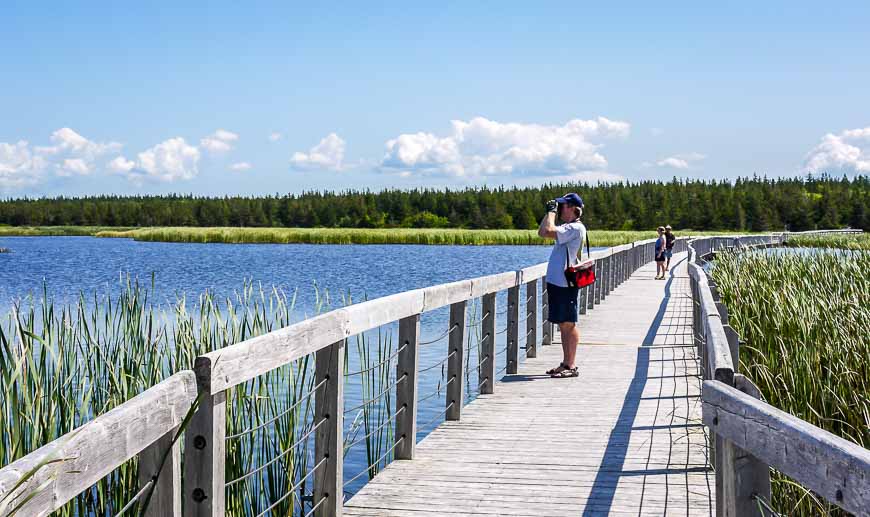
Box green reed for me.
[0,280,347,516]
[93,227,746,247]
[712,249,869,516]
[786,232,870,251]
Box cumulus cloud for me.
[649,152,706,170]
[200,129,239,153]
[290,133,345,171]
[34,128,122,177]
[804,127,870,173]
[230,161,252,171]
[269,132,282,142]
[0,141,46,188]
[379,116,630,178]
[114,137,201,183]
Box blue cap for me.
[555,193,584,208]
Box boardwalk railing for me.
[688,234,870,517]
[0,235,686,517]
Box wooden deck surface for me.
[345,253,714,516]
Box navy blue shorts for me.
[547,282,579,323]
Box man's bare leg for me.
[559,322,579,368]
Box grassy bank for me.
[94,226,753,246]
[2,225,758,246]
[712,250,869,516]
[0,225,133,236]
[786,232,870,250]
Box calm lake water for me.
[0,236,588,500]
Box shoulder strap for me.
[565,227,591,267]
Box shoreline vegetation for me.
[785,232,870,250]
[713,249,869,517]
[1,225,766,246]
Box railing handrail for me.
[0,371,197,515]
[688,234,870,516]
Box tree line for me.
[0,175,867,231]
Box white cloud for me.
[230,161,252,171]
[379,116,630,178]
[0,141,46,188]
[804,127,870,173]
[290,133,346,171]
[651,152,706,170]
[200,129,239,153]
[33,128,121,177]
[115,137,200,183]
[269,132,282,142]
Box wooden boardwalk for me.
[345,253,714,516]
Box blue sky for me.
[2,1,869,196]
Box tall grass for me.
[94,227,749,246]
[0,281,338,515]
[786,232,870,251]
[712,249,869,516]
[0,226,133,237]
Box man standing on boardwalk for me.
[538,193,587,378]
[664,225,676,271]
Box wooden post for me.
[579,284,588,315]
[481,293,497,394]
[395,315,420,459]
[314,340,344,517]
[541,283,552,346]
[600,256,608,300]
[446,301,467,420]
[716,301,729,325]
[507,286,520,374]
[593,261,602,305]
[139,427,181,517]
[525,280,537,358]
[723,325,740,375]
[716,375,772,517]
[184,362,226,517]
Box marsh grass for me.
[712,249,869,516]
[786,232,870,251]
[0,280,352,515]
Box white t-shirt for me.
[545,221,587,287]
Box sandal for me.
[546,363,567,375]
[549,365,579,378]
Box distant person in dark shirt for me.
[664,225,676,271]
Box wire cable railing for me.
[343,374,407,415]
[343,436,406,488]
[113,478,154,517]
[344,406,406,451]
[252,456,328,517]
[419,323,459,346]
[344,343,408,377]
[226,378,327,441]
[419,350,456,373]
[418,402,455,432]
[226,417,328,488]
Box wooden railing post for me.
[139,427,181,516]
[716,375,772,517]
[314,339,345,517]
[541,283,552,346]
[525,280,537,358]
[481,293,497,394]
[723,325,740,374]
[396,315,420,459]
[507,286,520,374]
[446,301,467,420]
[579,284,588,315]
[593,262,602,305]
[600,256,609,300]
[184,361,226,517]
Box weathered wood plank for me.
[480,293,497,395]
[183,389,226,517]
[446,301,466,420]
[525,280,537,358]
[703,380,870,516]
[139,426,181,517]
[396,315,420,459]
[0,372,197,516]
[506,286,520,374]
[314,340,345,517]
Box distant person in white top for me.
[538,193,587,378]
